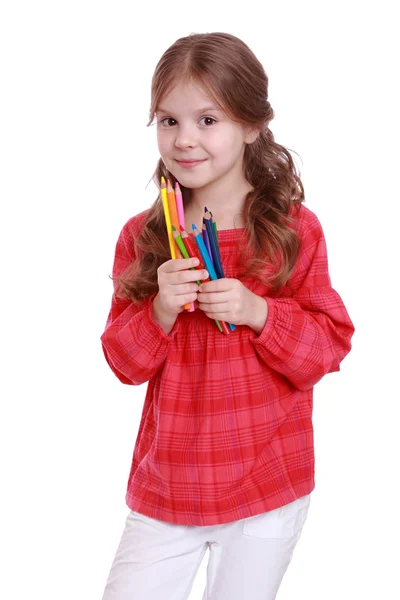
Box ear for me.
[244,126,260,145]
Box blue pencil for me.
[192,225,230,335]
[192,225,218,279]
[193,222,236,332]
[202,223,215,268]
[204,214,224,279]
[204,210,235,331]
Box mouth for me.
[175,159,207,169]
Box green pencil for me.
[171,225,202,286]
[209,211,219,250]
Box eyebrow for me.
[157,105,222,114]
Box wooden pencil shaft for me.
[207,211,220,250]
[192,228,218,280]
[192,228,227,335]
[205,218,224,278]
[172,227,202,285]
[220,321,231,336]
[166,180,181,259]
[172,227,189,257]
[167,180,180,226]
[204,211,235,332]
[162,178,192,310]
[201,224,214,267]
[204,211,222,263]
[174,181,185,230]
[160,178,176,259]
[180,229,205,272]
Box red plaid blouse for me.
[100,203,355,526]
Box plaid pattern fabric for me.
[100,204,355,526]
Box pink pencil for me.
[175,182,185,230]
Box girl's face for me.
[155,80,256,190]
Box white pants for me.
[102,493,311,600]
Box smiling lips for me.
[176,158,207,169]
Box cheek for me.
[156,132,169,156]
[210,131,242,162]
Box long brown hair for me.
[115,32,305,304]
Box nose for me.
[174,124,197,149]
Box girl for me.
[100,32,355,600]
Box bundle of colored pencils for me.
[160,176,235,335]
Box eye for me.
[159,117,177,127]
[199,117,217,126]
[158,116,217,127]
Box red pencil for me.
[179,227,205,271]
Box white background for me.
[1,1,399,598]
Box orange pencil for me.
[167,179,192,311]
[167,179,182,259]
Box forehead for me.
[156,80,223,114]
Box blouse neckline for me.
[215,227,246,244]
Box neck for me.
[185,178,253,228]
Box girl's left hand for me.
[197,277,260,327]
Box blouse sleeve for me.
[250,209,355,391]
[100,217,180,385]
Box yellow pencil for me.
[161,177,175,259]
[161,177,193,311]
[167,179,181,258]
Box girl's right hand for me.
[156,258,209,316]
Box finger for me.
[163,257,200,273]
[198,290,230,303]
[200,277,232,293]
[170,269,208,286]
[173,280,202,297]
[198,300,230,314]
